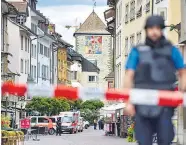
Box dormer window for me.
[16,15,26,25]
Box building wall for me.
[71,61,82,87]
[76,35,112,89]
[7,20,30,84]
[57,48,67,84]
[115,0,123,89]
[154,0,181,45]
[80,72,99,88]
[180,0,186,43]
[122,0,152,86]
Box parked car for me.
[29,116,54,135]
[77,117,84,132]
[83,120,90,129]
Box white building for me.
[115,0,123,89]
[68,48,100,88]
[7,18,36,84]
[9,0,56,87]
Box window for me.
[130,0,135,21]
[146,0,150,13]
[125,4,129,23]
[31,65,34,78]
[40,44,43,54]
[88,76,97,82]
[136,0,142,17]
[136,32,142,44]
[27,60,29,74]
[38,118,49,123]
[31,117,37,123]
[21,35,23,50]
[130,34,135,48]
[20,59,24,73]
[31,23,37,34]
[25,37,27,51]
[28,38,30,53]
[37,42,40,53]
[157,8,167,20]
[31,44,34,57]
[42,65,47,79]
[34,66,36,78]
[125,37,129,56]
[119,3,122,25]
[25,60,27,74]
[34,45,37,58]
[38,62,40,77]
[44,46,48,57]
[72,71,77,80]
[48,48,50,58]
[16,15,26,25]
[49,118,56,123]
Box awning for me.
[100,103,125,115]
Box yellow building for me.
[57,38,73,85]
[154,0,181,45]
[57,47,67,84]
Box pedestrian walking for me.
[124,15,186,145]
[56,117,62,136]
[98,119,102,130]
[93,119,97,130]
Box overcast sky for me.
[38,0,108,47]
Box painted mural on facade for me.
[85,36,102,54]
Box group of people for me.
[93,119,104,130]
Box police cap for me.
[144,15,165,29]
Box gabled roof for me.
[74,11,110,35]
[67,48,100,73]
[9,1,28,16]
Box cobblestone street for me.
[25,127,136,145]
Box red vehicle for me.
[59,111,80,134]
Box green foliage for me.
[26,97,104,122]
[25,97,70,116]
[127,124,136,142]
[81,100,104,110]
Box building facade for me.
[177,0,186,144]
[154,0,181,45]
[74,11,113,89]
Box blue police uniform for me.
[125,45,184,145]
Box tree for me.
[25,97,71,116]
[81,100,104,110]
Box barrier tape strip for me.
[1,83,186,107]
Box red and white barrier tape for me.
[1,83,186,107]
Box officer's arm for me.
[123,70,135,88]
[178,69,186,92]
[172,47,186,91]
[123,48,139,89]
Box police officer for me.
[124,15,186,145]
[56,117,62,136]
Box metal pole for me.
[5,96,8,116]
[15,102,17,128]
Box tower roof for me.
[74,11,110,35]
